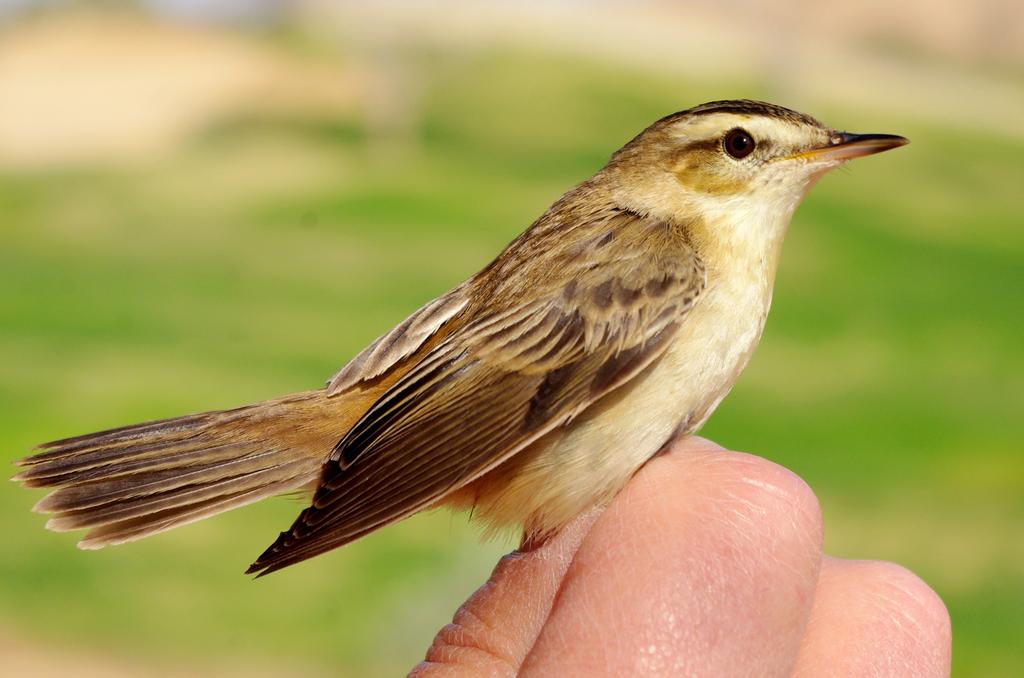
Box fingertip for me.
[795,558,951,677]
[520,444,825,675]
[859,561,951,650]
[660,434,726,457]
[630,443,824,563]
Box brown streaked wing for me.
[325,284,470,396]
[247,233,705,576]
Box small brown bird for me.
[14,100,907,576]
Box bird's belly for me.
[451,279,772,538]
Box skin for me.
[413,438,952,677]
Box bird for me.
[13,100,907,576]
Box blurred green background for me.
[1,1,1021,675]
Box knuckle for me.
[412,608,518,678]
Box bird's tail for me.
[12,390,347,549]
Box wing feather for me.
[325,285,470,395]
[248,216,706,575]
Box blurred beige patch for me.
[0,12,355,168]
[304,0,1024,139]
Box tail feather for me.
[35,445,280,514]
[14,391,337,550]
[44,457,313,531]
[25,411,216,463]
[77,484,295,550]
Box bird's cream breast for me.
[452,258,775,537]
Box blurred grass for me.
[1,47,1022,675]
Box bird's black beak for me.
[793,132,909,162]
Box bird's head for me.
[604,100,907,261]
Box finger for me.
[520,437,824,677]
[411,508,603,677]
[793,557,952,677]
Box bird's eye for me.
[723,128,755,159]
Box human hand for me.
[412,437,951,677]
